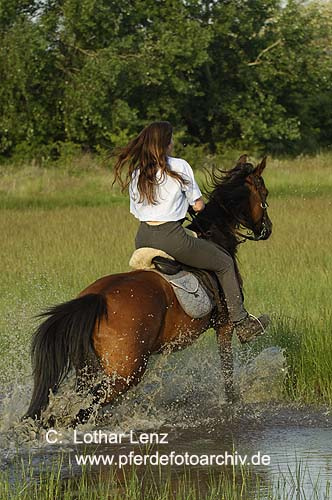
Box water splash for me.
[238,347,286,403]
[3,343,332,500]
[0,340,287,452]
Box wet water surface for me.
[1,346,331,498]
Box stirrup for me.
[248,313,265,332]
[234,313,270,344]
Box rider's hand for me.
[192,197,205,213]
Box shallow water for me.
[1,342,331,498]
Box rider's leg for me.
[135,221,270,340]
[135,221,246,322]
[170,240,270,341]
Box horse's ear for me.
[236,154,248,167]
[254,156,267,176]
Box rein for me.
[187,175,269,243]
[186,207,211,239]
[236,176,270,241]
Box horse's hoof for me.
[72,408,93,427]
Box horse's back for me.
[79,270,169,310]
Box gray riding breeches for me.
[135,221,247,322]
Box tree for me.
[0,10,63,156]
[0,0,331,158]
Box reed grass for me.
[0,454,330,499]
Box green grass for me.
[1,455,330,499]
[238,192,332,403]
[1,152,331,209]
[0,153,331,403]
[0,163,125,209]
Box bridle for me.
[236,175,270,242]
[188,173,270,243]
[235,200,269,242]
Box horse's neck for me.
[193,200,239,257]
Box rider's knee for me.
[215,252,234,273]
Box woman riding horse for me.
[113,121,270,340]
[25,125,272,424]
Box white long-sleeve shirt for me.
[129,156,202,221]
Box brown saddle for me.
[151,256,182,275]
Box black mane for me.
[188,163,255,257]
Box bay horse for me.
[26,155,272,425]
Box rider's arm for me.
[181,160,203,208]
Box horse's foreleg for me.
[216,323,236,403]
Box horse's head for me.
[237,154,272,241]
[194,154,273,249]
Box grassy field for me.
[0,153,331,403]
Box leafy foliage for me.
[0,0,331,159]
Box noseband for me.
[237,201,269,241]
[236,177,270,242]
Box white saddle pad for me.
[129,247,174,270]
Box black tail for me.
[26,293,108,420]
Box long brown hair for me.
[112,121,188,204]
